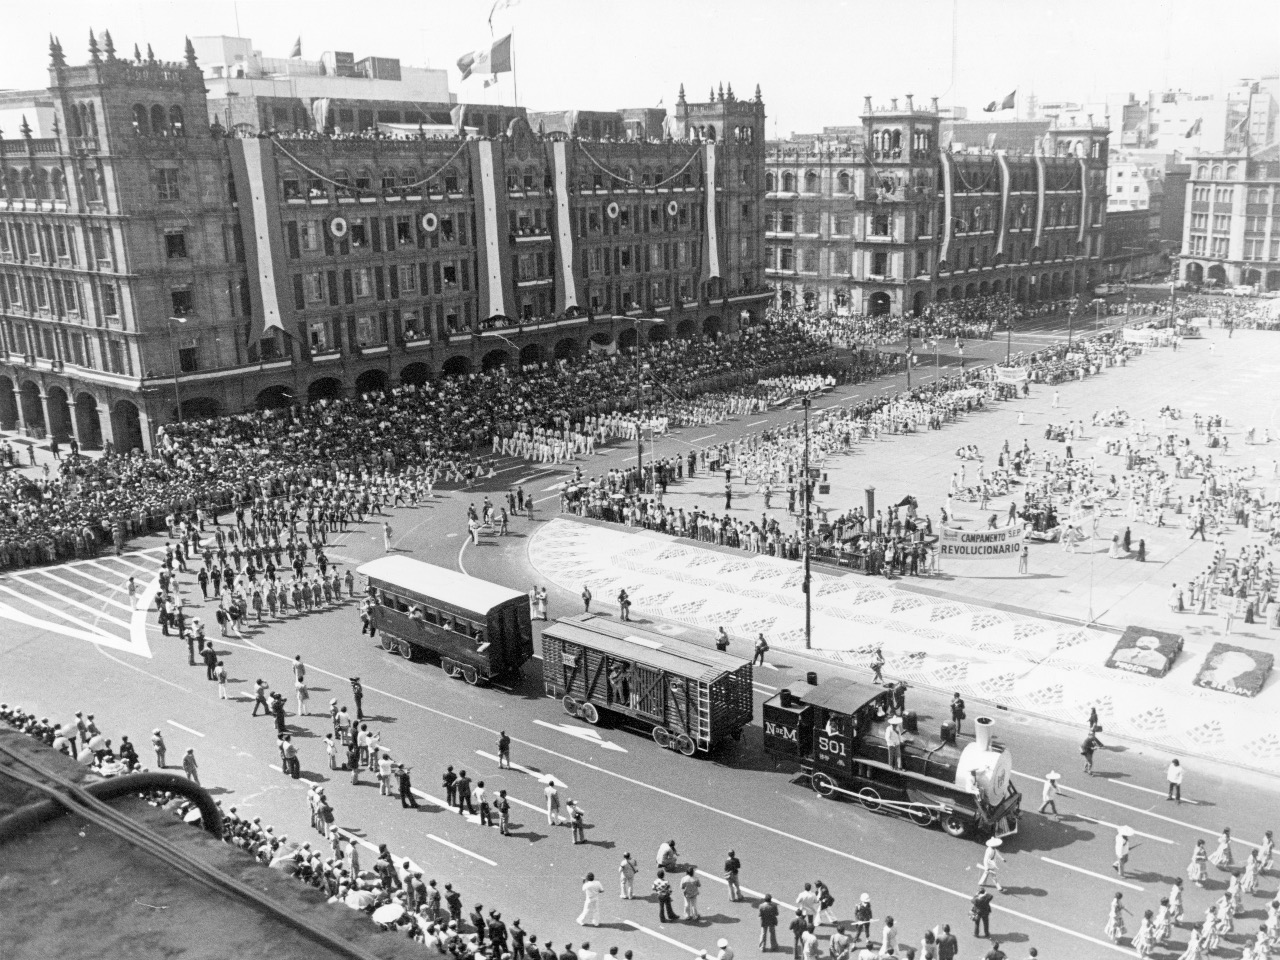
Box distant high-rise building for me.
[1179,148,1280,292]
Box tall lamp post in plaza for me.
[632,317,664,491]
[165,315,188,423]
[801,394,813,650]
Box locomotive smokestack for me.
[974,716,994,751]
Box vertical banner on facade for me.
[1033,153,1046,250]
[1077,157,1089,244]
[701,142,721,280]
[939,151,954,264]
[996,152,1011,257]
[475,140,509,320]
[550,140,579,313]
[232,139,285,337]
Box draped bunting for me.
[702,142,721,281]
[1077,157,1089,244]
[1033,154,1046,250]
[229,139,285,339]
[996,152,1011,257]
[939,152,954,264]
[269,136,471,193]
[549,140,579,314]
[473,139,511,320]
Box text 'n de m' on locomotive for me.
[762,676,1020,840]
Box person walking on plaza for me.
[1167,759,1184,804]
[753,633,768,667]
[202,643,218,681]
[582,585,592,613]
[182,748,199,785]
[1018,542,1029,574]
[497,730,511,769]
[979,838,1006,892]
[1208,828,1235,870]
[680,866,701,920]
[252,679,270,717]
[653,870,677,924]
[617,588,631,622]
[295,676,310,717]
[567,799,586,843]
[496,790,511,835]
[1081,729,1104,775]
[1104,892,1130,943]
[936,924,959,960]
[971,887,993,938]
[397,763,418,808]
[1113,826,1135,879]
[151,728,166,768]
[950,692,967,734]
[545,779,564,825]
[851,893,873,945]
[383,521,394,552]
[215,660,228,699]
[757,894,780,952]
[724,850,743,902]
[455,769,474,815]
[577,872,604,926]
[619,852,639,899]
[350,677,364,720]
[870,647,885,684]
[1038,771,1062,818]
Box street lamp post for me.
[905,344,912,391]
[165,315,188,423]
[632,317,664,492]
[801,395,812,650]
[1004,257,1015,365]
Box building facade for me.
[764,96,1109,317]
[1101,155,1167,280]
[1179,149,1280,291]
[0,35,769,452]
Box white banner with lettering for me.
[995,366,1030,385]
[938,525,1027,562]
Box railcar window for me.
[395,598,410,613]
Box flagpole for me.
[511,28,519,109]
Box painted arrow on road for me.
[532,720,628,753]
[0,594,152,658]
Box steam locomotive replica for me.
[762,675,1021,839]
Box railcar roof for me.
[544,615,750,682]
[781,676,890,715]
[357,556,526,614]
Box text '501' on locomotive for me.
[762,675,1020,840]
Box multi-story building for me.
[764,96,1109,317]
[1101,155,1167,280]
[0,35,769,452]
[1179,148,1280,292]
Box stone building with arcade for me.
[764,96,1109,317]
[0,33,769,452]
[1178,149,1280,292]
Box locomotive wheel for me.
[857,787,882,812]
[652,726,673,749]
[580,702,600,725]
[675,734,696,757]
[941,814,968,838]
[462,666,479,685]
[398,640,414,660]
[562,695,579,716]
[908,803,934,827]
[811,772,836,798]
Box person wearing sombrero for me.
[1037,771,1062,818]
[1113,825,1135,879]
[978,837,1006,893]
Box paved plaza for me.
[530,324,1280,774]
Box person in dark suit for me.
[972,887,994,937]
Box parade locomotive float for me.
[762,676,1021,839]
[541,615,754,756]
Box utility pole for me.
[802,395,812,650]
[634,323,644,491]
[166,315,187,423]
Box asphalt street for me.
[4,309,1275,960]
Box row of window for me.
[0,318,132,375]
[1187,236,1280,261]
[1190,187,1237,204]
[130,104,185,138]
[1,167,70,203]
[375,589,487,641]
[1,271,119,323]
[771,236,1093,275]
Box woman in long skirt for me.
[1199,906,1220,951]
[1154,897,1174,944]
[1209,828,1235,869]
[1176,929,1204,960]
[1261,830,1275,874]
[1105,892,1131,943]
[1189,839,1210,887]
[1170,878,1186,925]
[1214,894,1234,937]
[1132,910,1156,958]
[1228,870,1246,913]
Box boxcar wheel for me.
[652,726,672,749]
[675,734,696,756]
[857,787,882,812]
[580,702,599,725]
[441,657,456,675]
[562,696,579,716]
[462,666,479,685]
[941,814,968,838]
[398,640,414,660]
[380,635,393,652]
[908,803,934,827]
[811,772,836,798]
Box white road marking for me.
[622,921,701,955]
[747,420,769,427]
[504,794,543,815]
[166,719,205,738]
[692,434,717,442]
[1070,813,1173,844]
[458,538,470,577]
[10,576,132,629]
[1040,856,1144,892]
[542,482,564,492]
[0,586,119,639]
[695,869,769,902]
[474,750,568,788]
[37,570,133,612]
[1111,779,1200,805]
[427,834,497,866]
[213,641,1135,954]
[1012,771,1254,847]
[110,556,162,575]
[58,566,122,590]
[532,720,628,753]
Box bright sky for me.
[1,0,1277,134]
